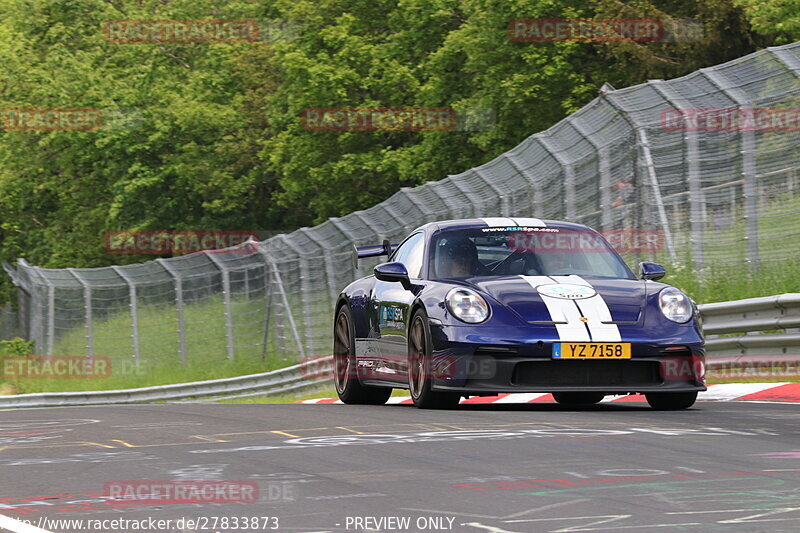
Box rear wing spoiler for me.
[352,239,398,268]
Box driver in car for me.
[437,237,480,278]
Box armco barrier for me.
[699,293,800,359]
[1,293,799,408]
[0,356,333,408]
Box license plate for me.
[553,342,631,359]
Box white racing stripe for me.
[511,217,546,227]
[521,276,590,341]
[550,275,621,342]
[480,217,516,227]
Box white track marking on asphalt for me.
[550,275,621,342]
[464,523,523,533]
[700,383,791,400]
[494,393,549,403]
[510,217,546,227]
[481,217,516,227]
[0,515,53,533]
[521,276,590,341]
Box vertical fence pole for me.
[270,260,305,358]
[571,117,612,229]
[637,129,678,263]
[111,266,140,364]
[156,259,186,365]
[504,153,542,217]
[67,269,93,359]
[206,253,235,361]
[702,69,760,269]
[538,136,576,220]
[258,245,273,361]
[277,235,315,358]
[46,282,55,356]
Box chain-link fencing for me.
[4,42,800,367]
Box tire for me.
[333,305,392,405]
[408,310,461,409]
[645,391,698,410]
[553,392,605,406]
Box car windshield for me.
[429,227,635,280]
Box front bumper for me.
[428,323,706,395]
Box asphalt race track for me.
[2,400,800,533]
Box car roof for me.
[412,218,594,234]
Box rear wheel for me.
[645,391,698,410]
[553,392,605,406]
[333,305,391,405]
[408,311,461,409]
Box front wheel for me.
[333,305,391,405]
[645,391,698,410]
[408,311,461,409]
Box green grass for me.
[1,295,309,394]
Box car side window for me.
[391,232,425,278]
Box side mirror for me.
[374,262,411,290]
[639,261,666,281]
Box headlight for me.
[446,288,490,324]
[659,287,693,323]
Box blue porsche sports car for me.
[333,218,706,410]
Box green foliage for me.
[734,0,800,43]
[0,0,786,307]
[0,337,34,356]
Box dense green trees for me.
[0,0,782,302]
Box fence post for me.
[277,235,315,357]
[206,253,235,361]
[67,269,93,358]
[269,259,306,359]
[504,153,542,217]
[473,168,509,216]
[651,80,705,267]
[156,259,186,365]
[637,128,678,263]
[111,266,140,364]
[257,244,273,361]
[538,136,576,220]
[702,68,760,269]
[571,116,613,229]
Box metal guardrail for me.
[699,293,800,359]
[2,293,799,408]
[0,356,333,408]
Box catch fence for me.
[4,42,800,366]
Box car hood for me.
[459,275,647,325]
